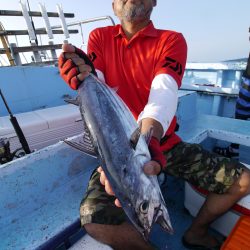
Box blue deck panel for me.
[0,140,98,250]
[150,177,193,250]
[0,136,195,250]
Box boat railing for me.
[0,1,115,66]
[183,61,247,91]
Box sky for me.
[0,0,249,63]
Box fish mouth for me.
[153,204,174,234]
[140,204,173,241]
[142,228,150,241]
[141,205,162,240]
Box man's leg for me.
[184,168,250,248]
[80,170,154,250]
[85,222,154,250]
[164,142,250,248]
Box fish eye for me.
[140,201,149,214]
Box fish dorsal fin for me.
[130,127,141,149]
[142,126,153,145]
[64,96,80,106]
[64,126,97,158]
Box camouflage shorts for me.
[80,170,127,226]
[80,141,245,226]
[164,142,244,193]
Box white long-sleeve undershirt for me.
[137,74,178,135]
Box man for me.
[59,0,250,249]
[214,54,250,160]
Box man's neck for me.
[121,19,150,40]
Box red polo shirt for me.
[87,21,187,151]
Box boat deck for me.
[65,176,224,250]
[1,88,249,250]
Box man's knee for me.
[83,222,115,242]
[239,169,250,195]
[84,223,99,238]
[230,168,250,196]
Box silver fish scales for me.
[66,73,173,240]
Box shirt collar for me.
[113,21,158,38]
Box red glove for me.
[58,46,97,90]
[148,136,166,173]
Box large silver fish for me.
[66,73,173,239]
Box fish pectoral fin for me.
[130,127,141,149]
[64,133,97,158]
[64,97,80,106]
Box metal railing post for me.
[9,43,21,65]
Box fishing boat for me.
[0,2,249,250]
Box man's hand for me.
[148,136,166,174]
[97,152,163,208]
[58,44,96,90]
[97,166,122,207]
[143,160,161,175]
